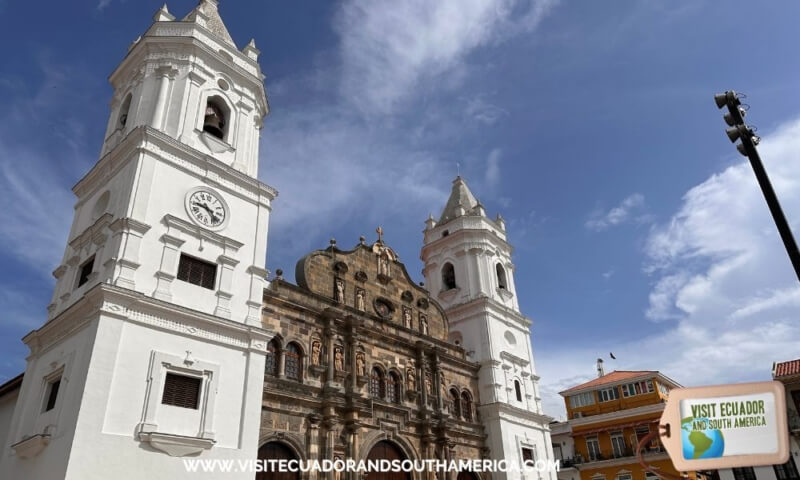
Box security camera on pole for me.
[714,90,800,283]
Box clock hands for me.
[191,201,223,224]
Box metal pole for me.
[739,135,800,282]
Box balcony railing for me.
[583,447,666,464]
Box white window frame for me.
[586,436,601,461]
[610,432,626,458]
[138,350,219,441]
[599,387,619,402]
[570,391,595,408]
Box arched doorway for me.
[457,471,480,480]
[257,441,300,480]
[366,440,411,480]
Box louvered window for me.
[161,373,201,409]
[177,254,217,290]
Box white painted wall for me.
[0,387,20,460]
[0,3,274,480]
[421,197,554,480]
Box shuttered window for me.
[177,254,217,290]
[161,373,202,409]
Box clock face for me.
[187,190,227,228]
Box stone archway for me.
[365,440,411,480]
[456,471,480,480]
[257,441,301,480]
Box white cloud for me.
[539,117,800,419]
[465,95,508,125]
[262,0,558,263]
[585,193,646,231]
[334,0,557,116]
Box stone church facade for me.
[0,2,555,480]
[259,236,486,479]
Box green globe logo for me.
[681,417,725,459]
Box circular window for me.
[373,298,394,320]
[504,330,517,346]
[217,78,229,91]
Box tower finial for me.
[376,226,384,244]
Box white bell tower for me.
[0,2,275,479]
[421,176,555,480]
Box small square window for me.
[77,255,95,288]
[176,254,217,290]
[43,377,61,412]
[521,447,535,463]
[161,373,202,409]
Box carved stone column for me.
[416,342,428,411]
[323,416,339,480]
[307,414,322,480]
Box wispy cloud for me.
[585,193,647,231]
[334,0,557,116]
[540,117,800,418]
[0,58,96,279]
[263,0,558,267]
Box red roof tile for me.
[774,359,800,378]
[560,370,657,394]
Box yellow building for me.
[559,369,706,480]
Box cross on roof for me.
[376,226,384,244]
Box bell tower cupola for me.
[421,176,518,311]
[101,0,268,178]
[420,176,555,480]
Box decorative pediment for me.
[293,234,449,341]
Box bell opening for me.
[203,102,226,140]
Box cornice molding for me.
[568,402,665,428]
[73,126,277,206]
[23,283,274,357]
[478,401,554,429]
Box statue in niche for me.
[311,341,322,366]
[402,308,412,328]
[334,347,344,371]
[333,456,342,480]
[407,368,416,391]
[425,372,433,395]
[378,253,390,277]
[356,352,366,376]
[420,315,429,335]
[334,279,345,303]
[356,289,366,311]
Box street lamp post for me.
[714,90,800,283]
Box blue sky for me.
[0,0,799,418]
